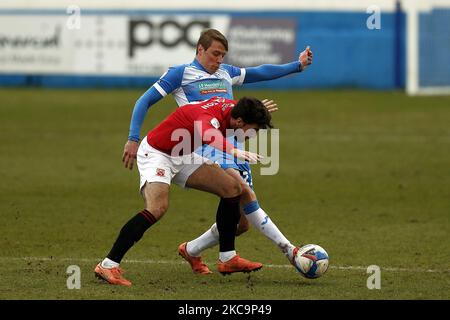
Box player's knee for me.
[222,179,242,198]
[146,203,168,220]
[215,175,242,198]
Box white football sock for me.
[185,203,296,261]
[186,223,219,257]
[243,201,295,260]
[101,257,120,269]
[219,250,237,262]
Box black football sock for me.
[216,196,241,252]
[106,209,157,263]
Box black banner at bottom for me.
[1,300,447,318]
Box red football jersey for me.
[146,97,236,155]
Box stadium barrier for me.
[0,0,448,93]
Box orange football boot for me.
[178,242,212,275]
[94,263,132,286]
[217,254,263,275]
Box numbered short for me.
[197,140,254,189]
[137,138,210,190]
[220,163,254,190]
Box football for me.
[293,244,329,279]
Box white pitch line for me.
[0,256,448,274]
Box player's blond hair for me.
[196,29,228,54]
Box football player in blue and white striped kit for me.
[118,29,313,274]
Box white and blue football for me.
[293,244,329,279]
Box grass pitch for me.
[0,88,449,300]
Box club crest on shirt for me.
[210,118,220,129]
[156,168,166,177]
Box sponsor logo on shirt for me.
[197,81,227,95]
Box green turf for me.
[0,88,449,299]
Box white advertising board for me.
[0,14,296,75]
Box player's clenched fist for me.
[299,46,313,71]
[122,140,139,170]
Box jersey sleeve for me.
[128,65,186,142]
[128,86,163,142]
[153,64,186,96]
[243,61,301,84]
[221,63,246,86]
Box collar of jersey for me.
[192,59,214,74]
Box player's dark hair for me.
[196,29,228,54]
[231,97,274,129]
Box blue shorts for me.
[196,137,254,189]
[220,161,253,189]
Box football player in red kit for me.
[95,97,272,286]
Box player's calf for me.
[236,214,250,236]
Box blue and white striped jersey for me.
[153,59,246,106]
[128,59,301,143]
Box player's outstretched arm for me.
[243,46,313,84]
[123,65,185,169]
[123,87,164,170]
[196,120,263,164]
